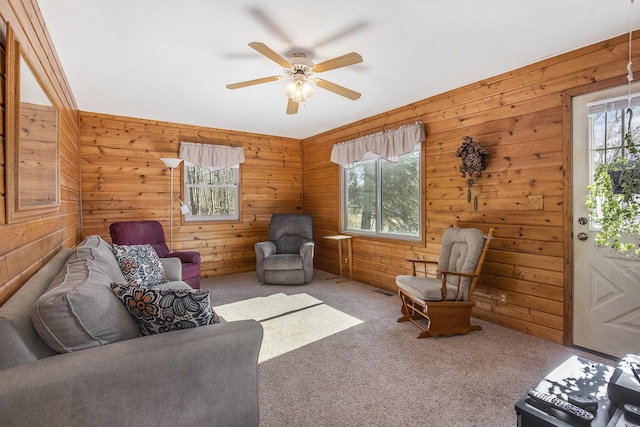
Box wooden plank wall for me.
[0,0,81,305]
[304,31,640,345]
[3,0,635,347]
[79,113,302,277]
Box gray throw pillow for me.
[112,244,168,287]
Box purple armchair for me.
[109,220,201,289]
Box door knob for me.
[577,232,588,241]
[578,217,588,225]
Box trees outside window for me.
[342,144,421,240]
[184,162,239,221]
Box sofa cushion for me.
[112,244,168,287]
[110,284,220,335]
[32,258,141,353]
[70,235,128,283]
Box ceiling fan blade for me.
[313,52,362,73]
[248,42,291,68]
[249,8,294,45]
[314,78,361,100]
[286,98,299,115]
[311,22,368,50]
[226,75,282,89]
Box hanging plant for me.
[587,130,640,255]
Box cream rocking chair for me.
[396,227,495,338]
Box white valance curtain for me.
[330,121,425,169]
[179,141,245,171]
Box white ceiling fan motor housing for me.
[286,53,314,79]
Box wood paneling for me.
[3,0,637,348]
[0,0,81,305]
[79,112,302,278]
[303,30,640,345]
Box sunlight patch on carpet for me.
[215,293,363,363]
[215,293,322,322]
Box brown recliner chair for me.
[109,220,201,289]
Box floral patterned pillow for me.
[112,244,168,287]
[110,284,220,335]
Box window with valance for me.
[179,141,245,171]
[179,142,245,221]
[333,122,426,240]
[330,121,425,169]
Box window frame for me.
[588,93,640,178]
[586,91,640,229]
[340,143,422,241]
[182,161,241,222]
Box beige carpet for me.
[216,292,322,321]
[216,293,363,362]
[203,270,615,427]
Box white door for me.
[572,83,640,358]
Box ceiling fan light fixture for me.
[283,79,315,104]
[227,42,362,114]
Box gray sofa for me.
[0,235,263,427]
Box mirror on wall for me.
[5,23,60,223]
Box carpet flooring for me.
[216,293,363,362]
[201,269,614,427]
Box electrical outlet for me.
[344,257,349,264]
[499,293,508,304]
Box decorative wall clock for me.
[455,136,489,210]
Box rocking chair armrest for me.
[406,258,438,264]
[437,270,478,301]
[406,258,439,277]
[436,269,477,278]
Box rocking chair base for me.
[398,291,482,338]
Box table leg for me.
[347,238,353,279]
[337,240,344,277]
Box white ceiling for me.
[37,0,640,139]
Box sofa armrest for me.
[160,257,182,281]
[0,320,263,427]
[168,251,201,265]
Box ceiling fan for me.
[226,42,363,115]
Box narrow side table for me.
[323,235,353,281]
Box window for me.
[183,162,239,221]
[586,93,640,229]
[341,144,421,239]
[588,94,640,172]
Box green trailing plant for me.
[586,130,640,255]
